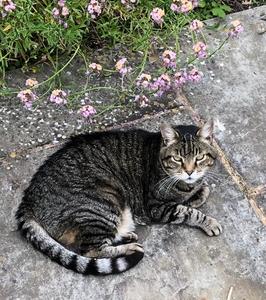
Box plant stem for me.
[207,37,229,60]
[34,45,80,89]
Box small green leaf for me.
[221,4,232,12]
[212,7,226,18]
[199,0,206,8]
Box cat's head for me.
[159,121,217,184]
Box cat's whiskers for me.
[165,176,180,196]
[205,172,232,188]
[157,175,180,196]
[206,170,228,178]
[156,176,171,187]
[157,176,175,193]
[205,174,223,182]
[161,175,180,196]
[205,171,227,183]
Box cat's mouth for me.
[178,171,205,184]
[183,177,199,184]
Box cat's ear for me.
[160,122,179,146]
[196,119,214,143]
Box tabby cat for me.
[16,121,222,275]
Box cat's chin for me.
[182,177,202,184]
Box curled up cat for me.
[16,120,222,275]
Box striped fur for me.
[17,218,144,275]
[16,121,221,275]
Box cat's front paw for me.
[201,216,222,236]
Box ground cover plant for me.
[0,0,249,122]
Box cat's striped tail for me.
[17,218,144,275]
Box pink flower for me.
[58,0,66,7]
[25,78,38,87]
[87,0,103,19]
[190,19,203,32]
[180,1,193,13]
[170,3,179,12]
[162,50,176,69]
[50,89,67,105]
[115,58,131,76]
[135,95,149,107]
[150,7,165,26]
[52,7,60,17]
[88,63,103,72]
[78,105,97,119]
[61,6,69,17]
[173,71,187,88]
[121,0,137,9]
[17,89,38,109]
[193,42,207,59]
[52,1,69,28]
[0,0,16,17]
[187,68,203,82]
[228,20,244,38]
[170,0,198,13]
[191,0,199,8]
[151,74,171,97]
[136,73,152,88]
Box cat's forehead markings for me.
[179,133,197,157]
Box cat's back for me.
[19,128,158,219]
[24,128,158,193]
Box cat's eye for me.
[172,156,183,163]
[196,154,206,161]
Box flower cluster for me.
[190,19,203,32]
[87,0,105,19]
[134,95,149,108]
[49,89,67,105]
[193,41,207,58]
[52,0,69,28]
[78,105,96,119]
[173,71,187,88]
[170,0,199,14]
[162,50,176,69]
[17,90,38,109]
[151,74,171,97]
[187,68,203,82]
[135,65,203,103]
[150,7,165,26]
[88,63,103,72]
[172,68,203,88]
[121,0,137,9]
[25,78,38,87]
[228,20,244,38]
[115,58,131,76]
[17,78,39,109]
[0,0,16,18]
[136,73,152,88]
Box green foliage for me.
[0,0,234,76]
[0,0,88,72]
[198,0,232,19]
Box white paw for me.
[202,217,222,236]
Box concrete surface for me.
[1,6,266,300]
[184,6,266,188]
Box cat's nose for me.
[186,170,193,176]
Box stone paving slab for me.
[183,6,266,191]
[1,5,266,300]
[1,113,266,300]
